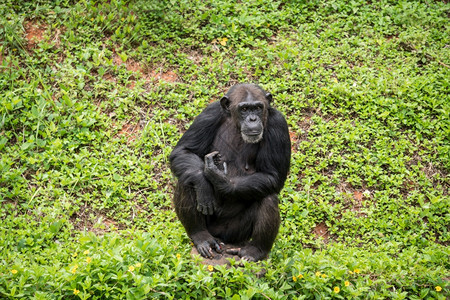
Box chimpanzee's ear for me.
[265,93,272,104]
[220,96,231,113]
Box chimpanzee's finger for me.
[205,151,219,163]
[207,203,214,215]
[226,248,241,255]
[212,240,222,253]
[200,247,212,259]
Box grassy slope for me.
[0,0,449,299]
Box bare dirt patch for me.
[113,53,124,66]
[103,73,117,83]
[313,222,330,243]
[70,207,121,234]
[24,21,48,49]
[422,161,449,195]
[191,244,241,266]
[117,122,141,143]
[289,130,299,153]
[190,245,267,277]
[52,27,64,50]
[112,53,178,83]
[352,190,363,211]
[337,181,370,217]
[126,61,142,73]
[112,54,143,73]
[149,69,177,82]
[187,49,205,64]
[297,108,315,141]
[127,81,136,89]
[110,54,178,88]
[351,190,368,217]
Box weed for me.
[0,0,449,298]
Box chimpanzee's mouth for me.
[242,131,263,143]
[244,131,262,136]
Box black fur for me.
[169,84,291,261]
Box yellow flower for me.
[72,253,78,258]
[321,274,327,278]
[11,269,18,274]
[345,281,350,287]
[315,271,321,277]
[135,263,142,268]
[354,268,360,274]
[333,287,340,293]
[83,250,89,255]
[71,265,78,274]
[128,265,135,272]
[176,253,181,260]
[219,38,228,46]
[73,289,80,295]
[207,265,214,272]
[435,286,442,292]
[86,257,92,263]
[297,274,303,280]
[292,275,297,282]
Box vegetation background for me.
[0,0,448,299]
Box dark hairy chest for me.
[210,122,260,177]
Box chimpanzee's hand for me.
[195,181,216,215]
[196,238,224,259]
[204,151,229,188]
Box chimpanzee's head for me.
[220,84,272,143]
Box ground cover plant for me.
[0,0,449,299]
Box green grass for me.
[0,0,449,299]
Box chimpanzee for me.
[169,83,291,262]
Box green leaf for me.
[21,142,34,150]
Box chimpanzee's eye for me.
[242,107,248,112]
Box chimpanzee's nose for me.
[249,115,257,122]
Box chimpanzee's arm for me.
[169,102,224,214]
[204,110,290,200]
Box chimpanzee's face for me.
[237,101,265,143]
[220,84,272,144]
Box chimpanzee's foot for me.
[226,245,267,262]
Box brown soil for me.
[289,130,298,153]
[24,21,47,49]
[191,244,242,266]
[103,73,117,83]
[117,122,140,143]
[70,206,121,234]
[112,53,178,83]
[149,69,177,82]
[313,222,330,243]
